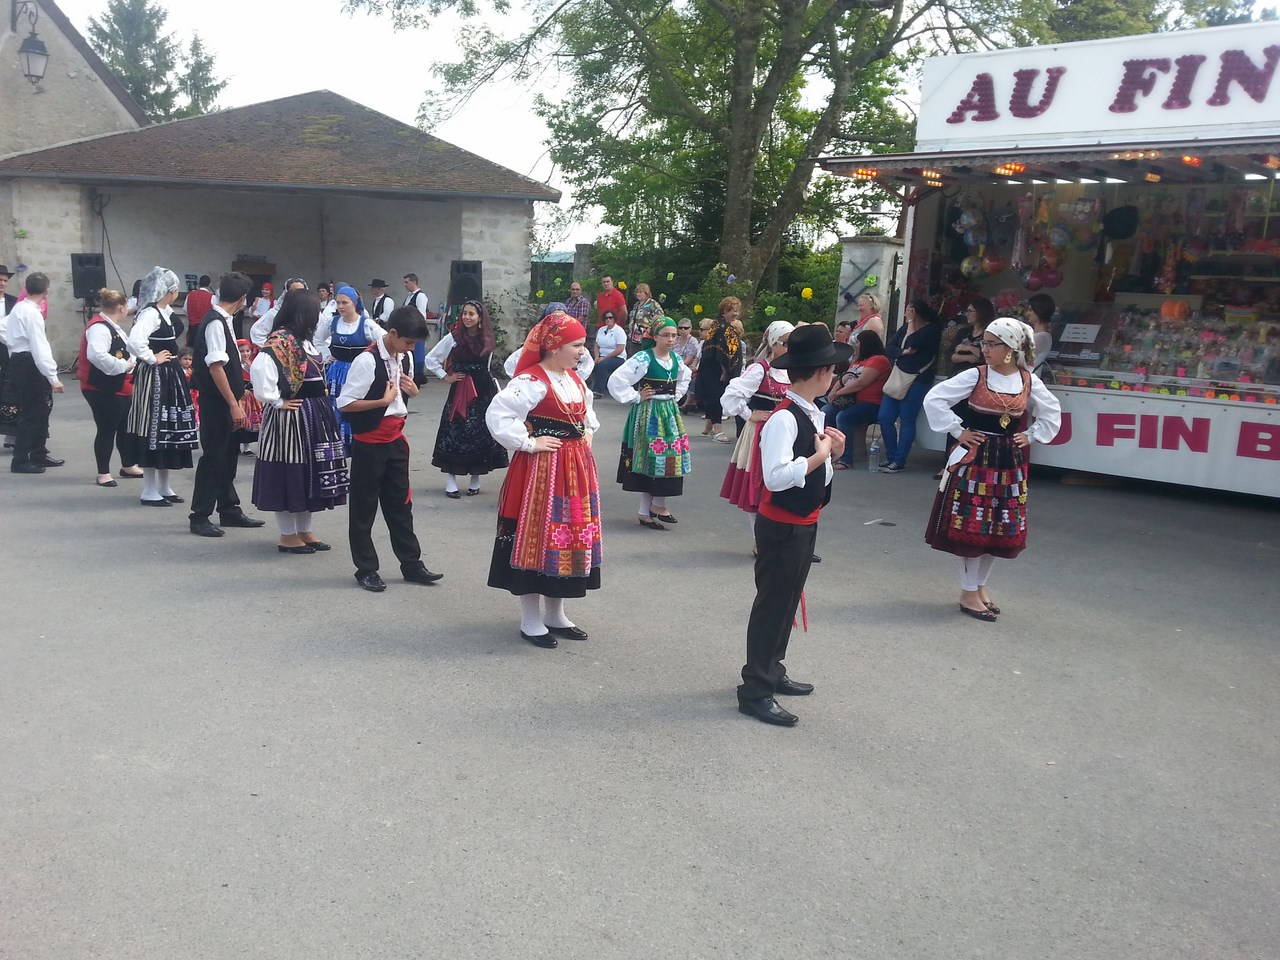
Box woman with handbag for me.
[922,318,1061,621]
[877,300,942,473]
[825,329,890,468]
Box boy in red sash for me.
[338,307,443,593]
[737,324,850,727]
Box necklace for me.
[985,367,1026,428]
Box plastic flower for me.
[764,305,777,316]
[694,304,703,315]
[666,272,675,281]
[649,438,668,455]
[658,293,666,303]
[550,525,574,549]
[727,274,736,284]
[536,289,544,298]
[801,287,813,300]
[617,281,627,291]
[553,277,562,287]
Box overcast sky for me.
[54,0,593,246]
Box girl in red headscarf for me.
[484,310,601,648]
[422,299,509,497]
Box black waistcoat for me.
[191,309,245,399]
[768,401,832,520]
[87,319,131,394]
[343,344,396,436]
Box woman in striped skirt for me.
[250,290,350,554]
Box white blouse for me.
[85,317,134,375]
[250,341,322,408]
[923,366,1061,444]
[721,360,790,419]
[607,350,691,403]
[503,345,594,381]
[126,305,176,365]
[312,315,385,360]
[486,370,599,455]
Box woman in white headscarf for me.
[124,266,199,506]
[718,320,794,545]
[922,317,1061,622]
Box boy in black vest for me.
[189,271,265,537]
[737,324,850,727]
[338,307,443,593]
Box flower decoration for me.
[578,522,600,545]
[553,277,562,287]
[801,287,813,300]
[550,525,574,549]
[649,438,668,455]
[764,305,777,316]
[694,304,703,315]
[666,272,675,281]
[727,274,736,284]
[536,289,544,298]
[658,293,666,303]
[673,436,690,453]
[617,281,627,291]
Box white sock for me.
[651,496,667,513]
[745,512,757,537]
[638,492,653,517]
[468,474,480,491]
[157,468,176,498]
[977,554,996,586]
[543,596,574,629]
[961,557,982,592]
[520,595,547,635]
[275,512,297,536]
[141,467,160,501]
[295,511,313,534]
[445,474,459,494]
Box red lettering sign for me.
[946,73,1001,124]
[1109,58,1171,113]
[1045,411,1072,445]
[1207,45,1280,105]
[1096,413,1136,445]
[1162,416,1210,452]
[1009,67,1067,118]
[1236,422,1280,460]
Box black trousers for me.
[10,353,51,466]
[739,515,817,701]
[189,397,243,522]
[348,436,421,576]
[83,390,131,474]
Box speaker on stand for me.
[447,260,483,308]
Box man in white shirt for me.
[338,306,443,593]
[590,309,627,399]
[249,277,307,348]
[368,279,395,328]
[0,265,15,449]
[7,272,65,473]
[402,273,432,382]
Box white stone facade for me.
[0,180,537,365]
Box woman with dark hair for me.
[249,289,350,554]
[1026,293,1056,378]
[825,329,891,468]
[877,299,943,473]
[318,283,384,446]
[124,266,199,505]
[949,297,996,375]
[77,287,141,487]
[423,298,509,498]
[695,296,743,443]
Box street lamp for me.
[11,1,49,85]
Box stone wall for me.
[459,199,535,345]
[1,7,141,157]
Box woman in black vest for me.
[78,288,142,487]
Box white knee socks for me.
[275,512,298,536]
[468,473,480,492]
[141,467,160,502]
[156,468,176,498]
[542,596,574,629]
[295,511,313,534]
[638,492,653,517]
[445,474,459,494]
[961,555,996,591]
[520,595,546,636]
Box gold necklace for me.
[985,367,1025,428]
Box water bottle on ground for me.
[868,437,880,473]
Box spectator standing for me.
[877,300,943,473]
[564,280,592,350]
[673,319,701,409]
[595,275,627,340]
[626,282,663,356]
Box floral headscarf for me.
[985,317,1036,370]
[514,312,588,375]
[138,266,179,307]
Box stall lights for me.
[1144,170,1162,183]
[852,167,878,180]
[924,177,944,188]
[920,168,943,179]
[1110,150,1162,161]
[1181,155,1202,167]
[993,162,1026,176]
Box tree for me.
[88,0,226,122]
[344,0,1005,303]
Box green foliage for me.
[88,0,226,122]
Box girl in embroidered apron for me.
[485,313,602,649]
[922,317,1062,623]
[123,266,199,506]
[718,321,793,542]
[250,291,350,554]
[323,284,385,448]
[607,316,692,530]
[422,299,509,498]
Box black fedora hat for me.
[0,264,13,278]
[772,324,853,369]
[369,278,388,288]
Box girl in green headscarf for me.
[606,315,693,530]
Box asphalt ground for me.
[2,378,1278,960]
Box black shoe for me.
[877,459,893,469]
[278,544,316,554]
[190,520,225,537]
[141,497,171,507]
[546,624,588,641]
[301,540,332,552]
[810,554,822,564]
[465,487,481,496]
[403,566,444,585]
[737,697,798,727]
[521,630,558,648]
[775,676,814,696]
[445,490,462,499]
[218,513,265,528]
[11,461,45,474]
[650,511,678,524]
[163,494,185,503]
[31,455,64,467]
[96,479,119,488]
[355,572,387,592]
[118,470,144,479]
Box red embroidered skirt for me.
[925,434,1030,559]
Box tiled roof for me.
[0,90,561,202]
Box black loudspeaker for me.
[70,253,106,300]
[448,260,483,305]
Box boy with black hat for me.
[737,323,850,727]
